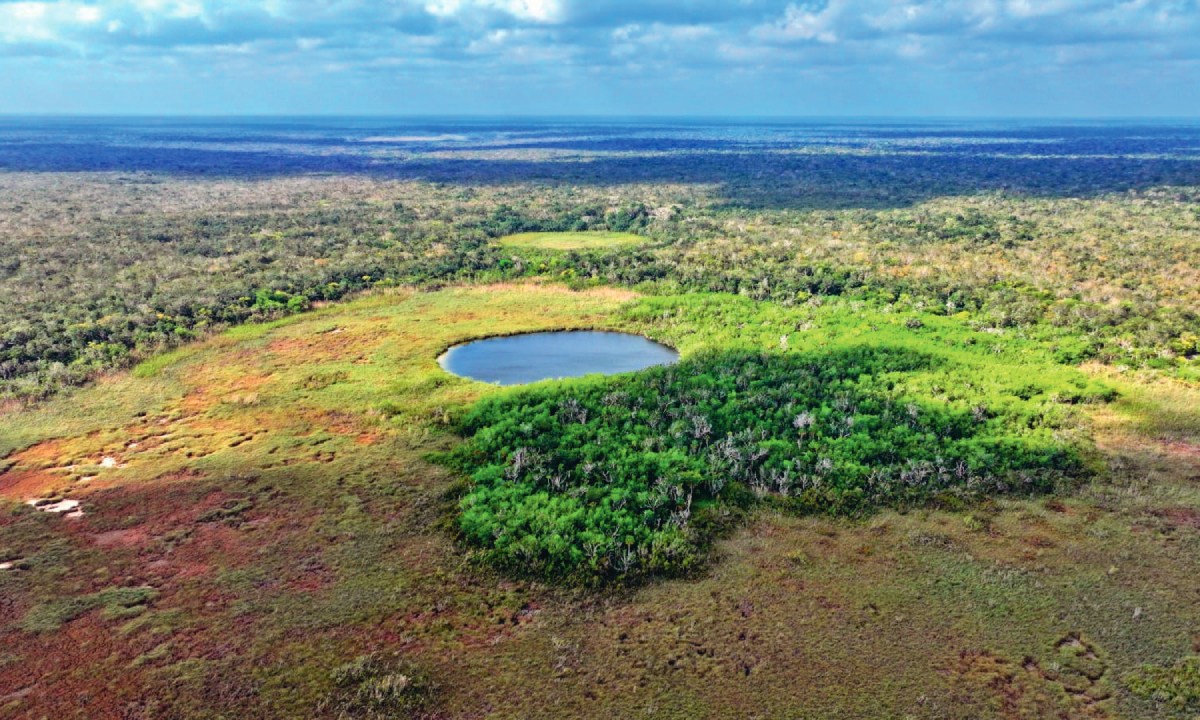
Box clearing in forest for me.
[1,282,1198,720]
[494,231,646,250]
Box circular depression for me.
[438,330,678,386]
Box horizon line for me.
[2,113,1200,122]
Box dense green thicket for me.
[451,342,1107,584]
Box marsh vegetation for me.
[1,119,1198,719]
[493,231,647,250]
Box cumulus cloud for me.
[3,1,1198,59]
[756,0,1200,48]
[427,0,563,23]
[0,0,1196,113]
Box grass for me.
[319,654,434,718]
[494,231,646,250]
[1,281,1198,719]
[19,586,158,633]
[1127,657,1200,708]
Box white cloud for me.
[129,0,205,20]
[0,0,1198,100]
[0,2,75,43]
[758,2,842,43]
[426,0,563,23]
[10,2,48,21]
[75,5,102,23]
[506,0,562,22]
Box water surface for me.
[440,330,677,385]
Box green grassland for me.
[2,282,1198,719]
[494,231,647,250]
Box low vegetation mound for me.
[451,346,1108,584]
[494,231,646,250]
[319,654,434,719]
[1126,657,1200,709]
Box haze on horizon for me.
[0,0,1198,118]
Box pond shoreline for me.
[439,329,679,385]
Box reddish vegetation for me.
[1155,507,1200,531]
[0,472,320,718]
[265,327,387,365]
[947,648,1112,720]
[0,439,75,500]
[303,409,372,437]
[91,527,151,548]
[0,615,156,719]
[1162,439,1200,458]
[179,372,273,414]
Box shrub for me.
[19,586,158,633]
[1126,657,1200,708]
[319,654,433,719]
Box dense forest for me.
[1,171,1197,402]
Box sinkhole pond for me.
[438,330,678,385]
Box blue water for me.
[439,331,678,385]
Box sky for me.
[0,0,1198,116]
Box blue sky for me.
[0,0,1198,116]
